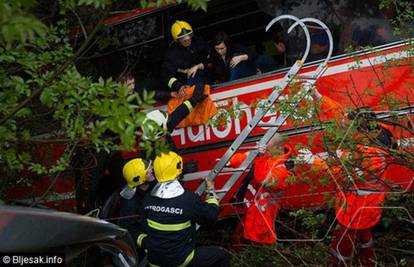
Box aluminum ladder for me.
[196,16,334,200]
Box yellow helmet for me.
[171,20,193,41]
[122,158,151,188]
[154,151,183,182]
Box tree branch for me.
[71,9,88,39]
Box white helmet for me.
[142,110,168,141]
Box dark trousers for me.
[187,70,212,86]
[255,54,277,73]
[118,193,146,260]
[188,246,230,267]
[229,61,257,81]
[118,195,141,239]
[330,224,375,267]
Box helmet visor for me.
[177,33,193,41]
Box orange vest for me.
[242,190,281,244]
[335,145,388,230]
[167,85,217,128]
[230,144,294,244]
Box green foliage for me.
[61,0,111,16]
[380,0,414,37]
[288,208,328,238]
[77,0,109,9]
[381,194,414,228]
[1,0,218,198]
[232,242,330,267]
[207,99,247,129]
[0,0,48,47]
[0,21,148,184]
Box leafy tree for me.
[0,0,207,201]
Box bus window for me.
[257,0,403,62]
[75,0,411,93]
[336,1,400,50]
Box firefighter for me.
[230,134,329,246]
[312,89,343,120]
[330,144,388,267]
[136,151,229,267]
[140,109,179,155]
[229,134,295,245]
[160,20,210,98]
[118,158,156,258]
[141,88,208,142]
[348,108,397,149]
[140,83,209,152]
[330,112,392,267]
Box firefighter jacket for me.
[160,35,209,91]
[335,145,388,230]
[136,180,219,267]
[229,144,294,244]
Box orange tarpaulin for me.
[167,85,217,128]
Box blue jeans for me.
[229,60,257,81]
[255,54,277,73]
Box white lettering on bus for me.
[188,125,205,142]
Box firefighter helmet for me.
[171,20,193,41]
[142,110,168,141]
[154,151,183,182]
[122,158,151,188]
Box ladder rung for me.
[238,145,259,150]
[257,122,283,127]
[296,75,317,80]
[214,189,229,194]
[221,167,246,173]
